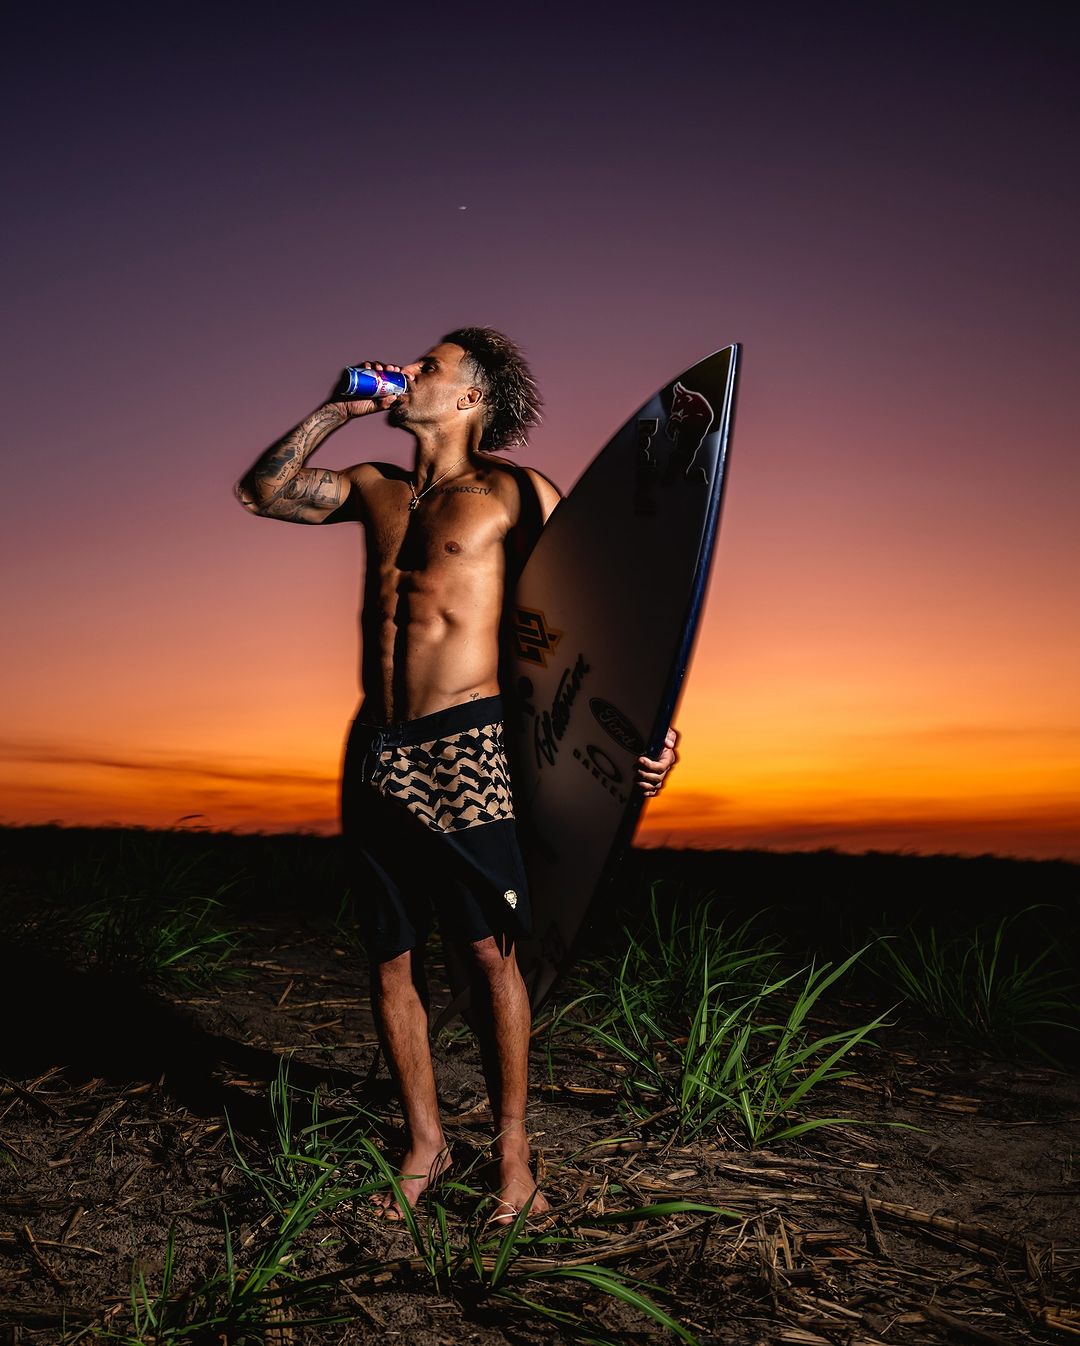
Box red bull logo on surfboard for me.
[664,381,713,483]
[634,380,715,513]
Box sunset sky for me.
[3,4,1077,859]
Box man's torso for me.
[349,456,540,723]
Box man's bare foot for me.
[371,1143,452,1222]
[489,1153,551,1227]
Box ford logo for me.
[589,698,646,755]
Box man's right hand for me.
[331,361,407,419]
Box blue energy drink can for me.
[338,366,408,399]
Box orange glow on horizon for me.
[4,672,1077,860]
[3,477,1078,861]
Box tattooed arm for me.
[235,363,403,525]
[235,403,357,524]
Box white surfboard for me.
[506,346,740,1009]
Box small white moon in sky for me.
[458,205,467,210]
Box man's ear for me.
[457,385,484,410]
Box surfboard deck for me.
[506,345,740,1010]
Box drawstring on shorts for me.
[358,722,407,785]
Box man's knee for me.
[373,947,421,993]
[465,934,519,982]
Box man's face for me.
[388,342,480,432]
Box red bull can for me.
[337,367,408,399]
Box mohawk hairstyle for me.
[442,327,543,452]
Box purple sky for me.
[3,3,1078,855]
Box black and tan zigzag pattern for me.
[374,723,515,832]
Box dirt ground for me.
[2,901,1079,1345]
[2,829,1077,1346]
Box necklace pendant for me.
[408,495,420,511]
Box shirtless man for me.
[236,328,677,1221]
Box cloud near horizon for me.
[0,739,336,791]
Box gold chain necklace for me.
[408,455,469,511]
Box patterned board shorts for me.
[341,695,531,960]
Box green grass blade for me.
[536,1264,698,1344]
[488,1190,536,1287]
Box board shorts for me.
[341,695,531,962]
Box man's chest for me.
[364,488,511,572]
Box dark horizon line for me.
[2,819,1076,870]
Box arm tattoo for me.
[259,405,344,486]
[261,468,343,520]
[237,404,348,518]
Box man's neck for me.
[411,427,482,486]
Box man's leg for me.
[371,947,451,1214]
[458,935,550,1219]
